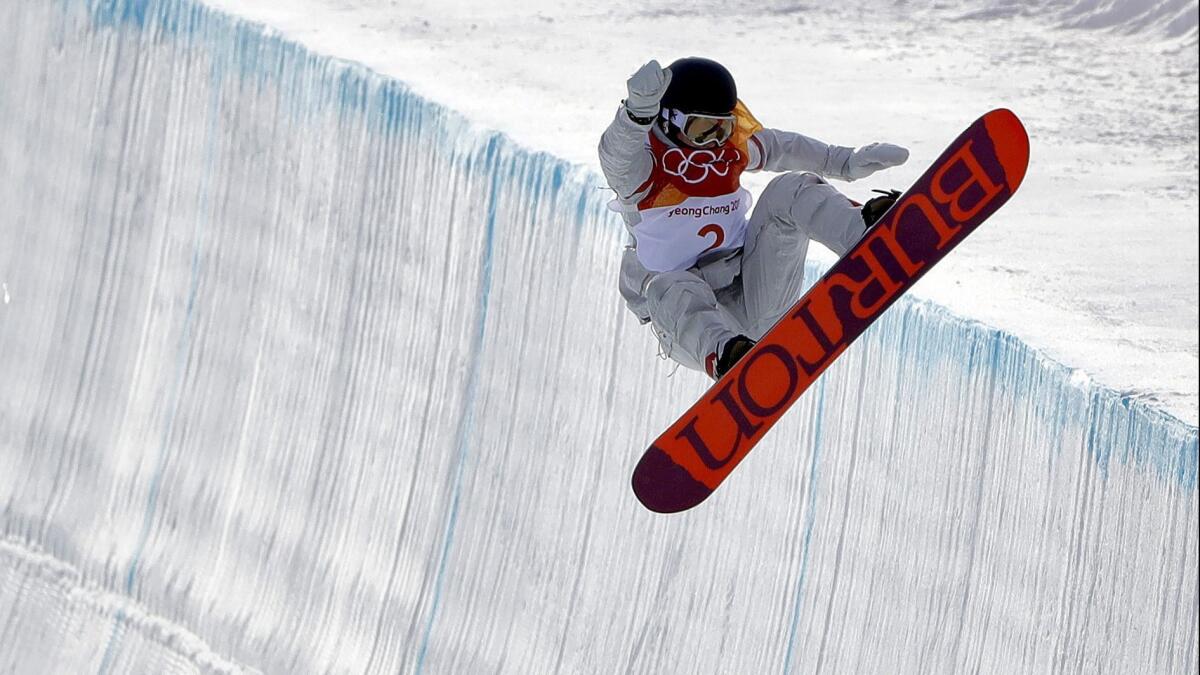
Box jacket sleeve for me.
[597,105,655,203]
[748,127,857,181]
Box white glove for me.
[624,60,672,120]
[845,142,909,180]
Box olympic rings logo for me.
[662,147,741,184]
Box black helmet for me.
[660,57,737,115]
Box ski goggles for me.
[665,109,737,148]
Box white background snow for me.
[204,0,1200,425]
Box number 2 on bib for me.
[698,223,725,253]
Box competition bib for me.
[633,188,752,272]
[632,102,763,272]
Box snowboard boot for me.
[709,335,756,380]
[861,189,901,228]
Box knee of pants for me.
[761,171,853,233]
[643,270,709,304]
[759,172,827,215]
[643,271,725,336]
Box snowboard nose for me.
[632,446,714,513]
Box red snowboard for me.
[632,109,1030,513]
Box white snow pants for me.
[642,172,866,374]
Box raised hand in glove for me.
[624,60,672,123]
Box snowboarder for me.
[599,57,910,379]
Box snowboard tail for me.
[632,109,1030,513]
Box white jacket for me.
[597,105,859,321]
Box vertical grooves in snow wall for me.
[0,1,1195,673]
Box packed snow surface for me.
[202,0,1200,425]
[0,0,1197,673]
